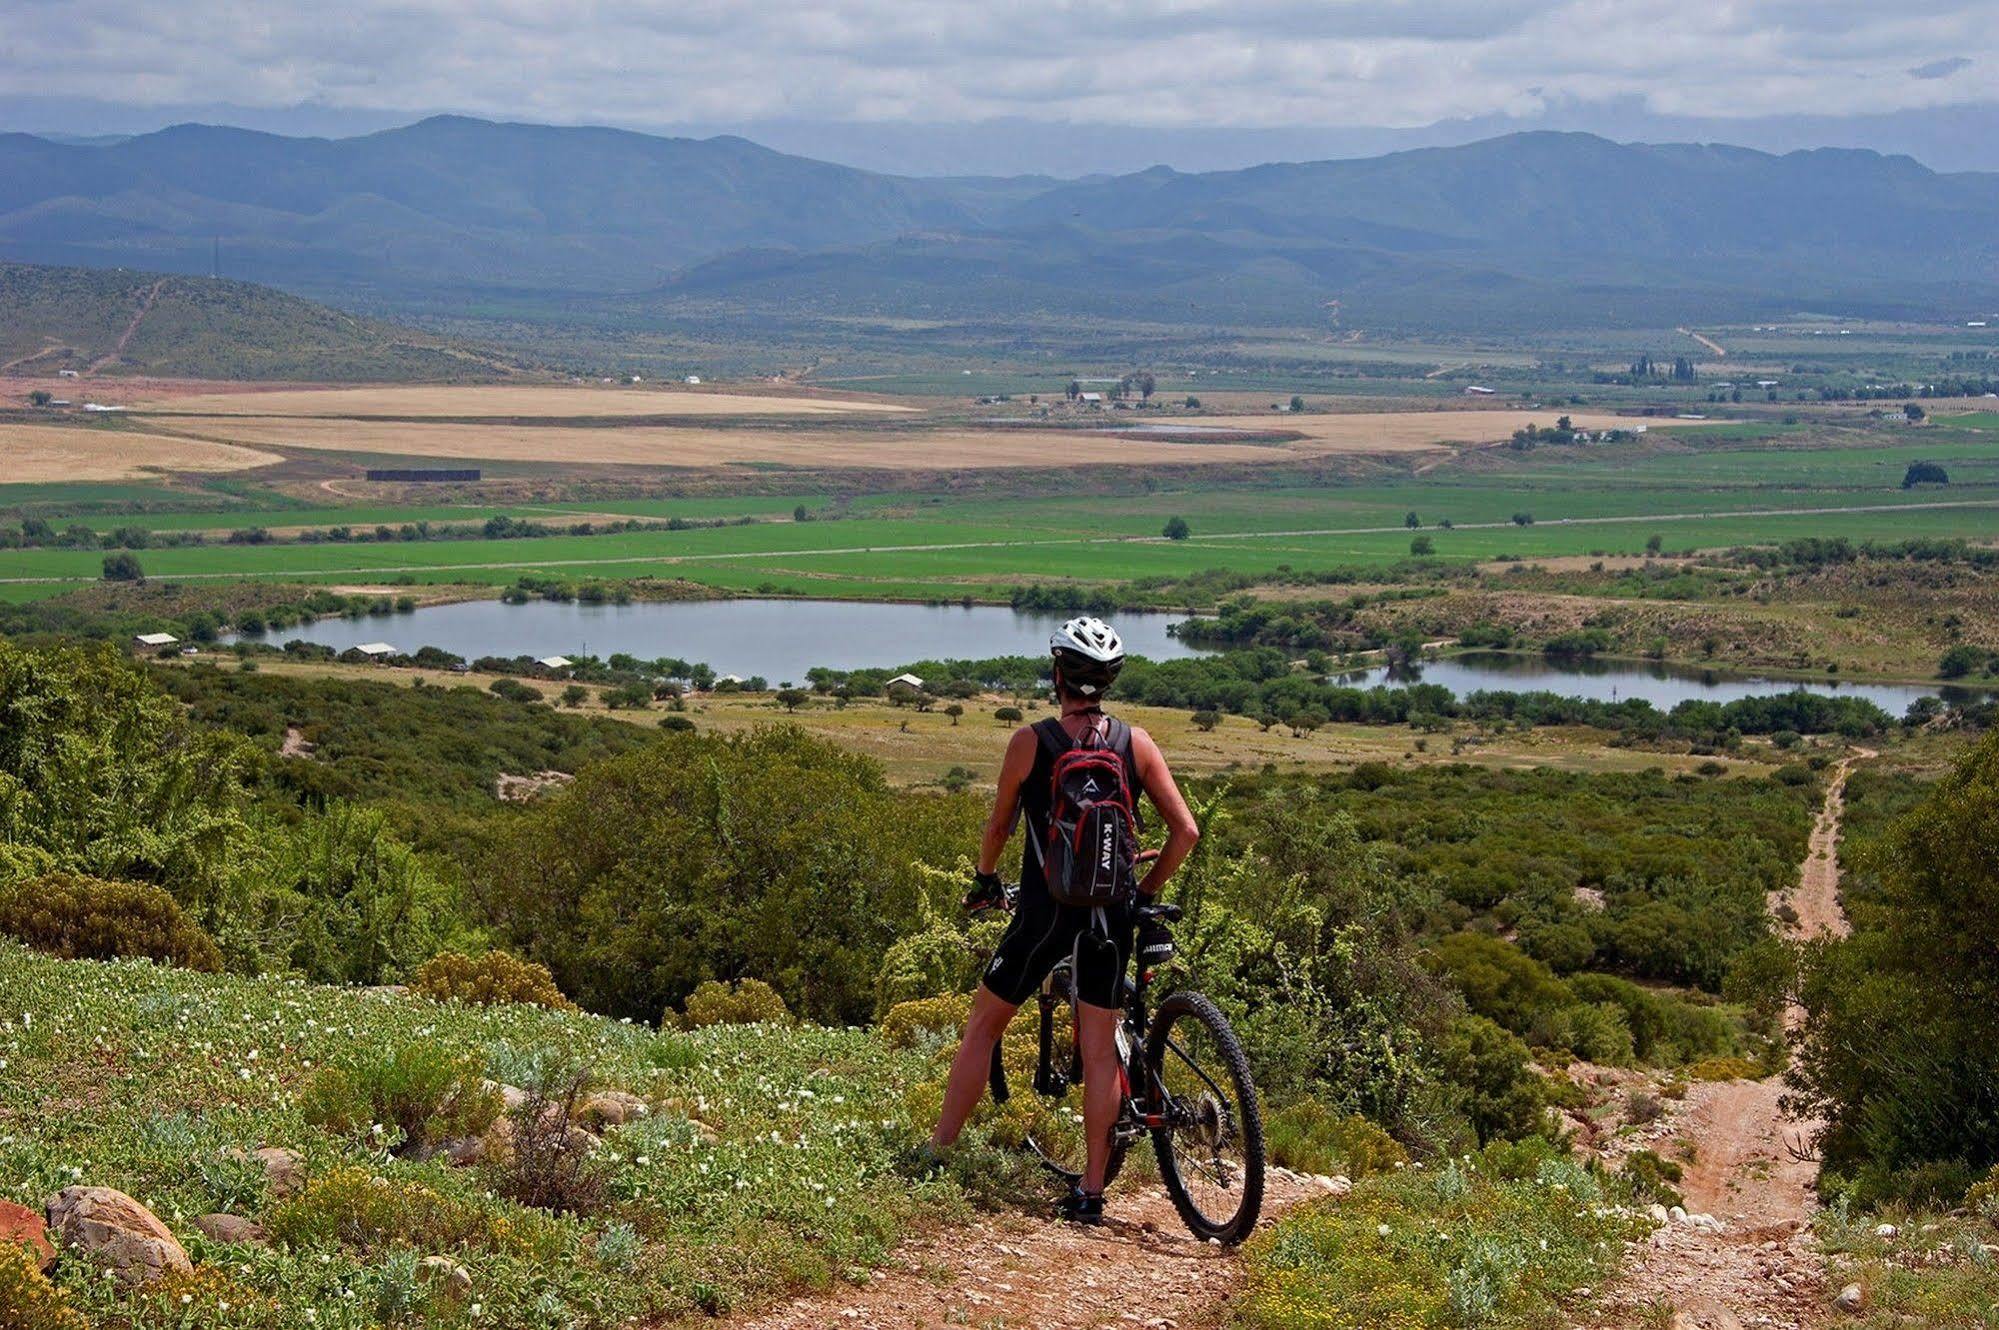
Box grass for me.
[1815,1203,1999,1328]
[0,943,967,1328]
[1233,1140,1646,1329]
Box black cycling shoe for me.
[1057,1186,1105,1226]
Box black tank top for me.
[1019,711,1139,903]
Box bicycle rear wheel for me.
[1144,990,1264,1244]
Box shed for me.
[133,632,179,648]
[535,655,573,671]
[1462,385,1496,395]
[355,642,398,658]
[886,672,926,690]
[1076,392,1103,405]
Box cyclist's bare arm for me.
[1130,724,1199,895]
[978,726,1039,876]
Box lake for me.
[1339,650,1975,714]
[248,597,1206,682]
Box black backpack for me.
[1032,715,1142,908]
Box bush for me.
[1264,1101,1409,1178]
[0,874,221,971]
[1794,729,1999,1200]
[301,1043,502,1157]
[411,950,576,1010]
[880,994,971,1048]
[0,1242,85,1330]
[484,1059,610,1216]
[1438,1016,1547,1145]
[1621,1148,1684,1207]
[267,1165,556,1259]
[679,977,792,1028]
[658,714,695,732]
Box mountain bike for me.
[982,887,1266,1245]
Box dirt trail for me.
[738,1176,1317,1330]
[1679,326,1729,358]
[1602,750,1870,1330]
[88,279,166,373]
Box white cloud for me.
[6,0,1995,129]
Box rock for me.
[44,1187,191,1286]
[1873,1222,1899,1239]
[0,1198,55,1273]
[579,1091,649,1130]
[417,1255,472,1301]
[1670,1205,1689,1224]
[193,1213,266,1245]
[225,1146,305,1196]
[494,1083,529,1112]
[1314,1174,1352,1197]
[1647,1203,1671,1224]
[435,1136,486,1168]
[1836,1282,1865,1314]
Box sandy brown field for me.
[141,416,1307,469]
[148,407,1658,471]
[1199,409,1653,451]
[0,423,280,481]
[138,384,917,418]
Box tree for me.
[1183,395,1201,409]
[944,703,965,726]
[1645,534,1664,555]
[1289,395,1305,412]
[1163,516,1191,541]
[1066,380,1081,400]
[101,552,144,582]
[1191,710,1221,732]
[560,684,590,708]
[994,706,1024,723]
[27,390,51,407]
[1404,511,1420,529]
[1410,535,1435,556]
[792,504,810,522]
[1904,401,1926,423]
[1937,644,1986,679]
[1511,512,1534,526]
[1902,461,1949,489]
[1792,731,1999,1201]
[775,688,809,713]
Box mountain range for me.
[3,116,1996,332]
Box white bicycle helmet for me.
[1050,615,1125,696]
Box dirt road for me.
[737,1176,1317,1330]
[1602,750,1869,1330]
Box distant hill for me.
[0,116,976,295]
[4,119,1997,332]
[0,261,518,380]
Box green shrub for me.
[1265,1101,1409,1178]
[0,874,222,971]
[1621,1149,1685,1207]
[679,978,792,1028]
[411,950,576,1010]
[1438,1016,1547,1145]
[1686,1055,1761,1082]
[484,1058,610,1216]
[267,1165,559,1259]
[1426,932,1573,1039]
[301,1043,502,1157]
[0,1241,85,1330]
[1794,729,1999,1200]
[880,994,971,1049]
[1236,1137,1643,1330]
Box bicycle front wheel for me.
[1144,991,1264,1244]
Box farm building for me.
[886,672,926,690]
[354,642,398,659]
[1077,392,1103,406]
[133,632,179,649]
[535,656,573,672]
[1462,385,1496,395]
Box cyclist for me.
[927,615,1201,1224]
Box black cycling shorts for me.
[982,895,1135,1009]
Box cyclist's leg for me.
[1074,999,1121,1192]
[933,897,1071,1148]
[1071,913,1136,1194]
[931,983,1020,1148]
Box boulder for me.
[1835,1282,1865,1314]
[579,1090,649,1130]
[223,1145,305,1196]
[0,1198,55,1273]
[1314,1174,1352,1197]
[417,1255,473,1301]
[434,1136,486,1168]
[45,1187,190,1286]
[193,1213,266,1245]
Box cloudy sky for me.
[5,1,1995,169]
